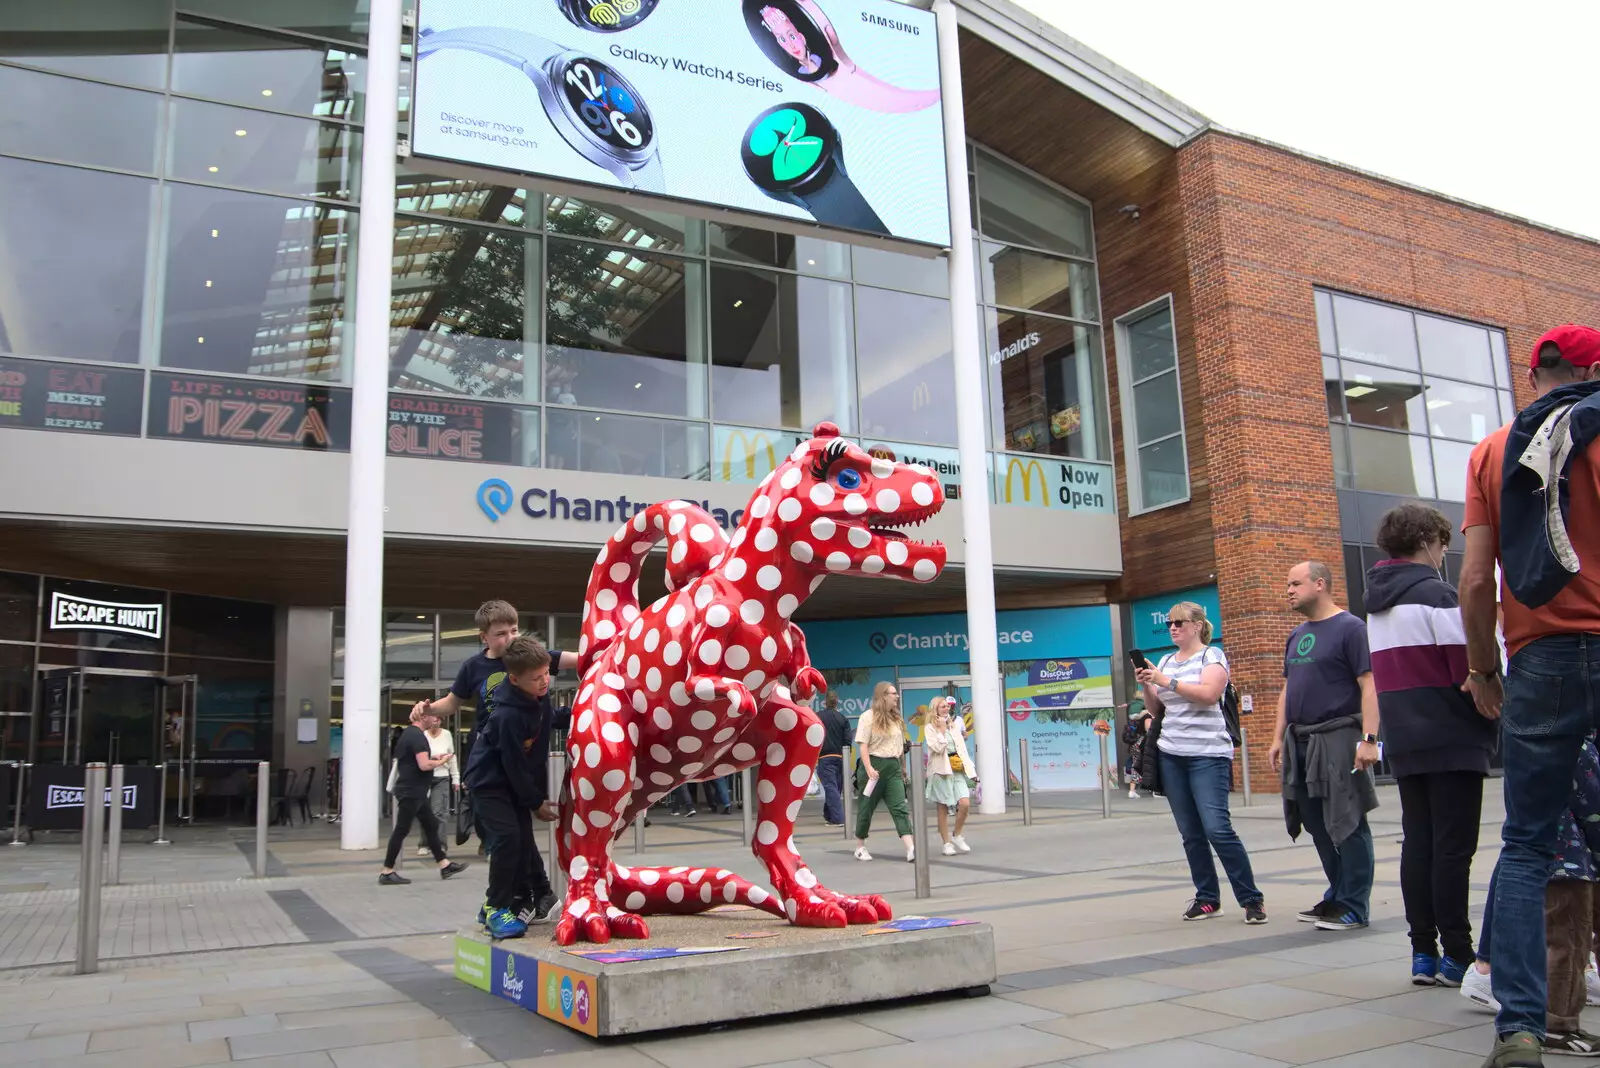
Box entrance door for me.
[36,668,164,766]
[898,674,976,768]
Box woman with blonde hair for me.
[1135,601,1266,925]
[924,696,976,855]
[853,681,915,862]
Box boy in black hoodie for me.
[463,636,569,939]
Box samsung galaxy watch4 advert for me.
[411,0,949,247]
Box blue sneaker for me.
[477,903,488,927]
[484,908,527,940]
[1314,910,1368,931]
[1411,952,1440,985]
[1437,956,1467,987]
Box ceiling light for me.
[197,337,205,344]
[1374,405,1388,412]
[261,89,273,97]
[594,416,601,422]
[234,129,248,137]
[207,165,219,173]
[204,280,212,288]
[1344,385,1375,398]
[807,259,816,266]
[211,229,219,237]
[633,382,642,389]
[733,299,743,308]
[1426,399,1453,410]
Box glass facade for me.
[0,3,1117,505]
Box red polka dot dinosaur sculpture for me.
[551,422,947,945]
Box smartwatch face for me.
[558,57,654,156]
[742,0,838,83]
[560,0,659,33]
[741,103,837,195]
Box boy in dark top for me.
[464,636,569,939]
[378,707,469,885]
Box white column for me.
[934,0,1005,815]
[341,0,401,850]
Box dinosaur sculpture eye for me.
[834,468,861,490]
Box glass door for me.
[37,668,81,764]
[80,671,164,766]
[161,675,198,822]
[897,674,975,763]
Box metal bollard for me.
[633,810,645,854]
[255,761,269,878]
[8,762,26,847]
[841,749,854,840]
[547,751,566,899]
[1239,727,1252,807]
[106,765,124,886]
[1099,732,1112,819]
[75,763,107,974]
[1018,739,1033,826]
[153,763,170,845]
[740,767,754,845]
[907,743,930,899]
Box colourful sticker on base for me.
[563,945,745,963]
[492,947,533,1009]
[536,961,599,1035]
[866,917,977,933]
[455,936,491,992]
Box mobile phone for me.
[1128,649,1150,671]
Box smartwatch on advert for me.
[740,102,887,234]
[415,27,665,192]
[742,0,940,114]
[558,0,660,33]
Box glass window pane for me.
[1491,331,1510,388]
[0,571,39,643]
[169,594,274,660]
[851,245,949,297]
[1324,356,1345,422]
[1424,377,1499,442]
[988,311,1109,460]
[172,20,367,122]
[516,408,541,467]
[545,240,705,417]
[1137,437,1188,509]
[0,65,161,173]
[1347,427,1434,497]
[1315,290,1337,356]
[0,157,150,363]
[1342,360,1425,432]
[545,409,708,480]
[1329,425,1353,489]
[384,612,436,682]
[1133,373,1181,445]
[167,98,359,200]
[1432,439,1476,503]
[178,0,370,45]
[857,287,955,447]
[975,152,1091,258]
[1417,314,1493,383]
[1333,294,1419,369]
[1499,389,1516,422]
[389,220,535,399]
[979,242,1097,321]
[711,425,807,483]
[160,185,351,380]
[548,195,702,256]
[0,0,170,87]
[707,225,847,277]
[1125,302,1176,381]
[396,167,534,225]
[1344,544,1366,619]
[438,612,482,681]
[710,266,854,431]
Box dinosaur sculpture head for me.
[728,423,947,603]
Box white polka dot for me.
[628,722,640,745]
[653,707,672,730]
[754,528,778,552]
[666,882,685,903]
[681,762,703,776]
[713,728,736,743]
[806,723,825,747]
[732,601,762,627]
[691,709,717,731]
[568,897,592,918]
[671,542,687,564]
[698,640,722,665]
[810,517,836,541]
[787,836,800,855]
[666,605,686,628]
[748,886,770,905]
[598,693,621,714]
[690,523,715,543]
[644,667,661,692]
[760,636,778,660]
[594,620,616,640]
[590,811,611,828]
[651,744,672,762]
[650,771,674,785]
[639,869,660,885]
[634,513,648,532]
[847,525,872,548]
[875,488,900,513]
[810,483,835,506]
[706,603,730,628]
[663,641,684,666]
[826,552,850,571]
[914,558,937,581]
[616,865,631,879]
[757,566,783,591]
[732,528,747,547]
[790,763,811,787]
[602,769,626,791]
[886,541,909,566]
[632,541,650,555]
[668,514,687,535]
[732,743,757,762]
[772,706,796,732]
[786,898,798,920]
[750,495,771,518]
[601,722,625,744]
[787,799,802,821]
[744,670,766,689]
[572,814,589,836]
[694,678,716,701]
[628,617,644,640]
[772,498,800,524]
[795,867,820,889]
[626,655,640,679]
[780,467,802,489]
[578,634,589,655]
[775,684,792,701]
[700,882,713,903]
[789,541,814,563]
[678,736,703,753]
[603,672,625,688]
[622,604,640,622]
[578,776,596,800]
[862,555,884,573]
[843,493,868,515]
[609,561,631,583]
[871,458,894,479]
[576,709,595,734]
[673,682,693,707]
[912,482,934,506]
[695,585,714,609]
[595,588,618,611]
[777,594,799,618]
[766,743,786,766]
[625,891,646,911]
[726,557,748,581]
[689,868,705,883]
[757,779,776,803]
[725,644,751,670]
[756,820,778,845]
[583,742,600,768]
[570,856,590,880]
[723,881,739,903]
[643,629,660,652]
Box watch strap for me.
[800,160,886,233]
[415,26,558,71]
[1361,733,1379,745]
[620,152,665,193]
[820,67,940,114]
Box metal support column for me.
[1239,727,1252,807]
[106,765,124,886]
[740,768,754,845]
[255,762,269,877]
[153,763,170,845]
[75,763,106,974]
[908,743,930,898]
[1099,733,1112,819]
[8,762,26,847]
[1018,739,1033,826]
[841,749,854,840]
[547,751,566,899]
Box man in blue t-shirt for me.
[1268,561,1381,932]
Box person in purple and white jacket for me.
[1365,503,1499,988]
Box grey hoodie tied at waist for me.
[1282,715,1379,847]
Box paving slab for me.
[1171,981,1355,1021]
[1029,1001,1243,1050]
[814,1024,1100,1068]
[1196,1005,1455,1064]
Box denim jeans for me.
[1491,634,1599,1040]
[1292,740,1375,922]
[1477,858,1499,963]
[1158,750,1263,908]
[818,756,844,824]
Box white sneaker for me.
[952,835,970,853]
[415,847,430,857]
[1461,965,1500,1013]
[1587,966,1600,1007]
[853,846,872,862]
[1129,787,1140,799]
[941,841,957,856]
[906,843,915,863]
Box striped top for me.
[1366,602,1470,692]
[1154,646,1233,758]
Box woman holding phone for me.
[1136,601,1266,924]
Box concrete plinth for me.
[453,908,996,1037]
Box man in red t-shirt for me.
[1461,324,1600,1068]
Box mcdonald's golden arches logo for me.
[911,381,932,411]
[1002,457,1050,507]
[718,429,779,483]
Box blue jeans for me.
[818,756,844,824]
[1159,751,1263,908]
[1491,634,1599,1039]
[1477,859,1498,962]
[1292,740,1375,922]
[701,776,730,809]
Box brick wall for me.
[1177,131,1600,791]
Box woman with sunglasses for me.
[1136,602,1267,924]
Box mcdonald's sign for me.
[1002,457,1049,507]
[911,381,932,410]
[713,427,801,484]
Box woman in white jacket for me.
[414,707,460,857]
[923,697,976,855]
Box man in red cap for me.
[1460,323,1600,1066]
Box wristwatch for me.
[558,0,659,32]
[1360,734,1379,745]
[1468,666,1502,681]
[740,102,887,233]
[416,27,665,192]
[742,0,941,114]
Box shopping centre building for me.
[3,0,1600,819]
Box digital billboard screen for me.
[410,0,951,247]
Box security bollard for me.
[153,763,171,845]
[255,762,269,878]
[1239,727,1253,807]
[8,762,26,847]
[908,743,930,899]
[633,810,645,854]
[1018,739,1033,827]
[106,765,124,886]
[1099,732,1112,819]
[741,767,754,845]
[547,751,566,899]
[75,763,107,974]
[841,749,854,840]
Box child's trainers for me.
[1411,953,1440,986]
[1438,956,1467,987]
[477,902,489,927]
[484,908,527,940]
[1460,965,1500,1013]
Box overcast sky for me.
[1010,0,1599,242]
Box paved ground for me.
[0,781,1541,1067]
